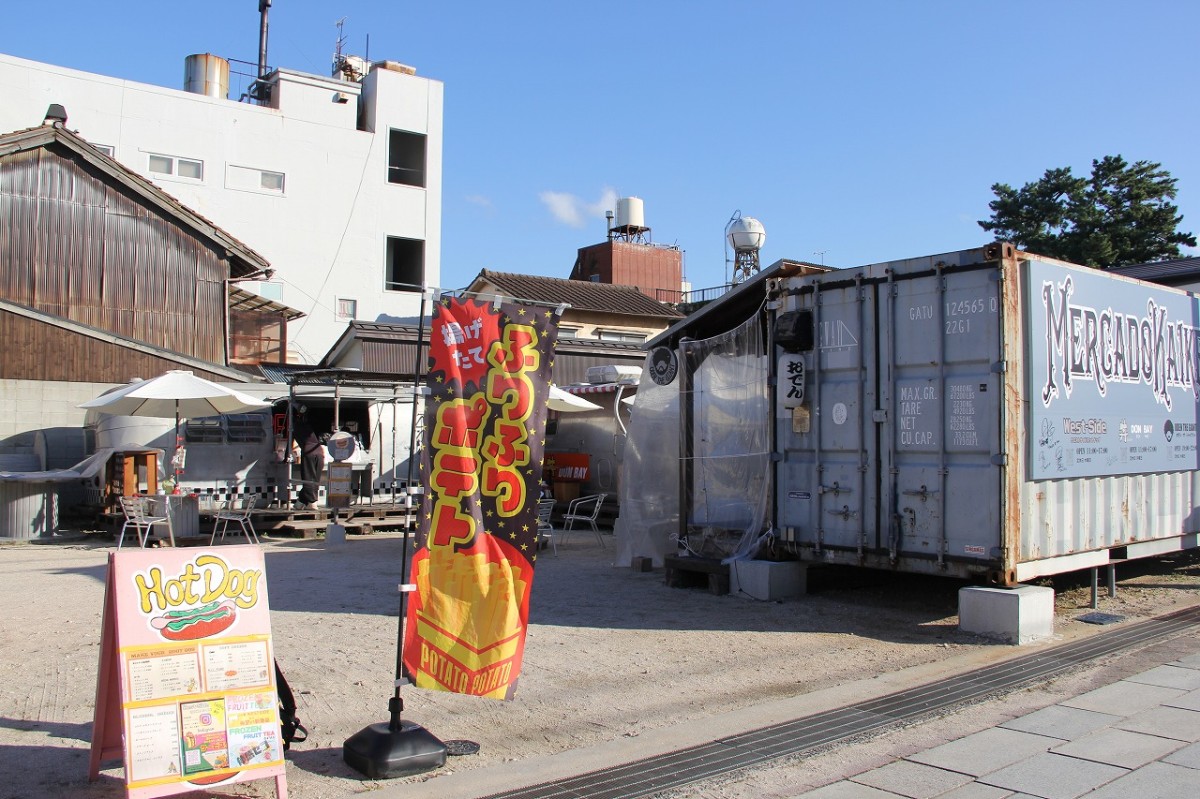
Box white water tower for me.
[726,213,766,285]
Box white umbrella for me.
[548,385,602,413]
[79,370,272,479]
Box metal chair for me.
[118,495,172,549]
[559,493,607,549]
[536,498,557,556]
[212,484,260,545]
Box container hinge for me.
[872,409,888,424]
[827,505,858,520]
[766,299,781,310]
[991,453,1008,466]
[991,360,1008,373]
[770,451,783,463]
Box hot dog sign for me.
[134,553,262,641]
[90,545,287,799]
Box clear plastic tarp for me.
[615,310,771,566]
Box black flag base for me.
[343,719,447,779]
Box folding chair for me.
[559,493,607,549]
[118,495,171,549]
[536,498,557,556]
[212,484,260,545]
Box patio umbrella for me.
[79,370,271,479]
[548,385,601,413]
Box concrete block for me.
[729,559,807,601]
[959,584,1054,644]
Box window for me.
[184,418,224,443]
[387,129,426,187]
[227,164,285,194]
[148,153,204,181]
[226,414,267,443]
[597,330,648,344]
[557,327,579,340]
[337,298,358,319]
[385,236,424,292]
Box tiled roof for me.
[468,270,683,319]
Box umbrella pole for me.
[173,401,181,487]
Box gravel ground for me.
[1,529,1197,799]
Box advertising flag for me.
[403,297,559,699]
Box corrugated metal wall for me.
[0,309,229,382]
[0,146,228,366]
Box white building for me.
[0,51,443,363]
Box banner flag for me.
[403,296,559,699]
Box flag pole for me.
[343,287,446,778]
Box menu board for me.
[89,546,287,799]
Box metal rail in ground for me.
[478,605,1200,799]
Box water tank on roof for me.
[727,215,766,252]
[184,54,230,99]
[616,197,646,231]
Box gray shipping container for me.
[772,243,1200,584]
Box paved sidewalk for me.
[796,651,1200,799]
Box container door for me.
[882,267,1002,565]
[777,280,879,552]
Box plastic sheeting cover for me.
[615,311,771,566]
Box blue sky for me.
[4,1,1198,292]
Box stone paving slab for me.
[1173,652,1200,669]
[1114,705,1200,741]
[1124,664,1200,690]
[1162,740,1200,768]
[1059,680,1185,716]
[1049,727,1186,769]
[1082,760,1198,798]
[930,784,1014,799]
[976,752,1127,799]
[999,705,1120,741]
[1163,687,1200,711]
[906,727,1054,777]
[850,760,973,798]
[795,781,904,798]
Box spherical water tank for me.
[727,216,766,252]
[184,54,230,100]
[616,197,645,230]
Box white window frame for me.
[226,163,286,195]
[146,152,204,183]
[596,329,647,344]
[336,298,358,320]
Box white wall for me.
[0,53,443,363]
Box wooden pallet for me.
[663,555,729,595]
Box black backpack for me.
[276,662,308,751]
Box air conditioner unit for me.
[586,365,642,385]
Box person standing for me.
[292,405,325,509]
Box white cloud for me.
[539,186,619,228]
[465,194,493,209]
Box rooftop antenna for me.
[813,250,829,265]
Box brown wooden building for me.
[0,120,295,384]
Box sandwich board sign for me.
[89,545,287,798]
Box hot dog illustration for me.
[151,600,236,640]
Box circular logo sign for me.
[648,347,679,386]
[327,431,356,461]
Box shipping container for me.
[771,243,1200,584]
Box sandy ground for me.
[1,528,1198,799]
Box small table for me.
[145,494,200,543]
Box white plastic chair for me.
[212,484,260,545]
[536,498,557,556]
[118,495,172,548]
[559,493,607,549]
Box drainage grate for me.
[478,605,1200,799]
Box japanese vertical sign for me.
[404,297,559,699]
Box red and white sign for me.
[89,546,287,799]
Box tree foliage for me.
[978,156,1196,267]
